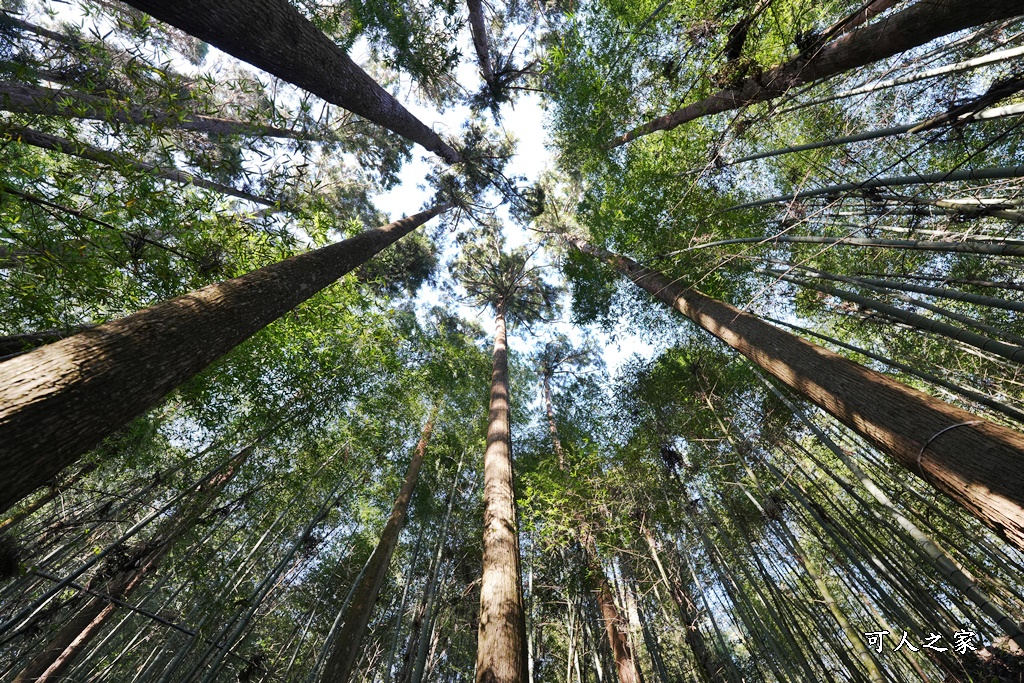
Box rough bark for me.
[761,376,1024,651]
[467,0,495,86]
[568,237,1024,550]
[0,81,320,140]
[764,316,1024,424]
[117,0,461,164]
[2,124,283,208]
[0,205,448,514]
[609,0,1024,147]
[587,543,640,683]
[476,306,528,683]
[0,326,93,359]
[319,410,437,683]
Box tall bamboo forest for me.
[3,0,1024,681]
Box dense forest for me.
[1,0,1024,681]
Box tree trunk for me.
[856,273,1024,294]
[567,236,1024,550]
[641,528,722,683]
[764,315,1024,424]
[467,0,495,86]
[1,124,283,208]
[761,375,1024,650]
[319,409,437,683]
[0,81,320,140]
[0,204,448,514]
[476,305,528,683]
[117,0,461,164]
[587,545,640,683]
[609,0,1024,146]
[714,101,1024,168]
[777,43,1024,118]
[0,326,94,360]
[811,273,1024,313]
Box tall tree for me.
[0,205,449,514]
[117,0,462,163]
[453,227,558,683]
[608,0,1024,147]
[564,236,1024,551]
[318,409,437,683]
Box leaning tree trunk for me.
[715,101,1024,168]
[466,0,495,86]
[608,0,1024,146]
[0,204,448,514]
[771,271,1024,364]
[11,439,259,683]
[0,81,321,140]
[763,316,1024,424]
[567,236,1024,550]
[586,541,641,683]
[117,0,461,164]
[1,124,284,208]
[476,303,528,683]
[319,409,437,683]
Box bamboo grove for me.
[1,0,1023,681]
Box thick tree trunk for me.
[0,81,318,140]
[319,410,437,683]
[467,0,495,86]
[760,375,1024,650]
[764,315,1024,424]
[568,237,1024,550]
[1,124,283,208]
[0,205,448,514]
[608,0,1024,147]
[0,327,94,360]
[117,0,461,164]
[476,306,528,683]
[0,462,97,533]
